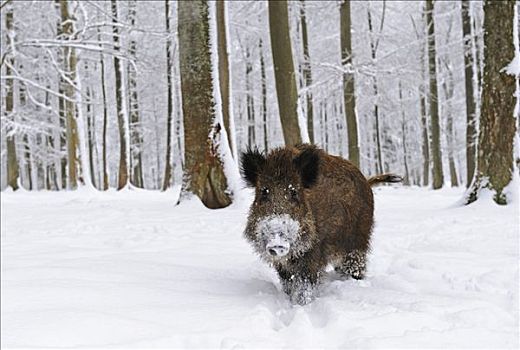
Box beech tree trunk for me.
[300,0,314,144]
[268,0,302,146]
[259,38,268,152]
[98,26,109,190]
[127,0,143,188]
[367,1,386,174]
[467,0,516,205]
[178,0,231,209]
[111,0,129,190]
[162,0,174,191]
[340,0,360,167]
[461,0,477,187]
[245,46,255,147]
[60,0,79,189]
[426,0,443,189]
[216,0,236,158]
[4,5,19,191]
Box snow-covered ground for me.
[1,186,518,348]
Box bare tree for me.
[178,0,231,208]
[127,0,143,188]
[111,0,129,190]
[59,0,79,189]
[461,0,476,187]
[426,0,443,189]
[299,0,314,144]
[467,0,516,205]
[162,0,174,191]
[367,1,386,174]
[340,0,360,166]
[4,4,19,190]
[268,0,302,146]
[216,0,236,158]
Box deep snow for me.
[1,186,518,348]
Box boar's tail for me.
[367,173,403,187]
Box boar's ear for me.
[293,146,320,188]
[240,147,266,187]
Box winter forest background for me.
[1,0,517,206]
[2,1,519,347]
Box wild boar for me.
[241,144,401,305]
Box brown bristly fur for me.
[241,144,400,305]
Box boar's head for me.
[241,146,320,263]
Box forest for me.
[1,0,518,207]
[1,1,519,348]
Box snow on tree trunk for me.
[467,0,517,205]
[162,0,174,191]
[216,0,237,161]
[299,0,314,145]
[426,0,444,189]
[111,0,129,190]
[340,0,360,167]
[268,0,302,147]
[59,0,79,190]
[178,0,232,209]
[4,5,19,191]
[462,0,477,188]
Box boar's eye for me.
[259,187,270,202]
[288,185,299,202]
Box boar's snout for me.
[256,214,300,259]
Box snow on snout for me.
[256,214,300,256]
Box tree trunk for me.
[300,0,314,144]
[178,0,231,209]
[259,38,268,152]
[340,0,360,166]
[98,26,109,190]
[268,0,302,146]
[127,0,143,188]
[60,0,79,190]
[111,0,129,190]
[246,46,255,147]
[426,0,443,189]
[367,1,386,174]
[399,81,410,185]
[216,0,236,159]
[461,0,477,187]
[162,0,174,191]
[467,0,516,205]
[4,5,19,191]
[441,60,459,187]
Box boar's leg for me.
[334,249,367,280]
[276,260,323,305]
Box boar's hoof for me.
[334,250,367,280]
[282,277,318,305]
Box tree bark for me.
[178,0,231,209]
[399,81,410,185]
[461,0,477,187]
[59,0,79,190]
[98,26,109,190]
[268,0,302,146]
[245,46,255,147]
[259,38,268,152]
[216,0,236,158]
[467,0,516,205]
[300,0,314,144]
[426,0,443,189]
[111,0,129,190]
[340,0,360,167]
[4,5,19,190]
[162,0,174,191]
[367,1,386,174]
[127,0,143,188]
